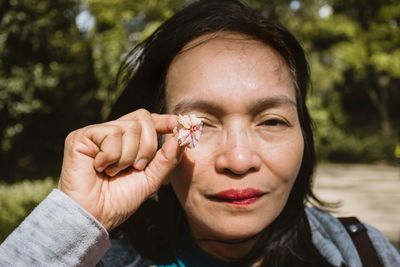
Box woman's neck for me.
[193,234,263,266]
[199,240,254,261]
[183,218,264,265]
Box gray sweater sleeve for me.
[0,189,111,267]
[306,207,400,267]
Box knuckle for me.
[136,108,150,117]
[65,131,75,144]
[64,129,81,148]
[125,121,141,132]
[158,147,171,165]
[119,155,136,168]
[107,125,122,136]
[106,148,121,161]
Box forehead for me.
[165,32,295,112]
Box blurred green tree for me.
[300,0,400,161]
[0,0,101,180]
[1,0,399,182]
[251,0,400,162]
[0,0,187,180]
[86,0,186,118]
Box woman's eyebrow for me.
[173,100,224,116]
[172,95,296,116]
[250,95,296,116]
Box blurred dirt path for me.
[314,163,400,249]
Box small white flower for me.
[176,114,203,148]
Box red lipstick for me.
[209,188,265,205]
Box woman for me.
[0,1,399,266]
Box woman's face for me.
[165,33,304,242]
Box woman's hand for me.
[58,109,182,230]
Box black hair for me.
[109,0,332,266]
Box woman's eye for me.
[265,119,286,126]
[201,121,215,128]
[259,119,290,129]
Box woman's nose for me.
[214,131,262,176]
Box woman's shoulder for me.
[305,206,400,267]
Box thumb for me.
[144,136,184,193]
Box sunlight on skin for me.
[164,32,304,262]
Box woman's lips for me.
[208,188,266,205]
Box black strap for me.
[338,217,383,267]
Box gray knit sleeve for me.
[0,189,111,267]
[306,207,400,267]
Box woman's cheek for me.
[257,133,304,184]
[169,134,216,197]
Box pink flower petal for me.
[176,114,203,148]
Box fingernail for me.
[105,168,116,177]
[96,165,106,173]
[135,158,148,170]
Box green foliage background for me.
[0,0,399,241]
[0,178,56,241]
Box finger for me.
[117,108,149,122]
[151,113,177,134]
[105,123,141,176]
[118,110,176,134]
[134,112,158,170]
[84,125,123,173]
[133,113,178,170]
[111,111,177,171]
[144,135,185,194]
